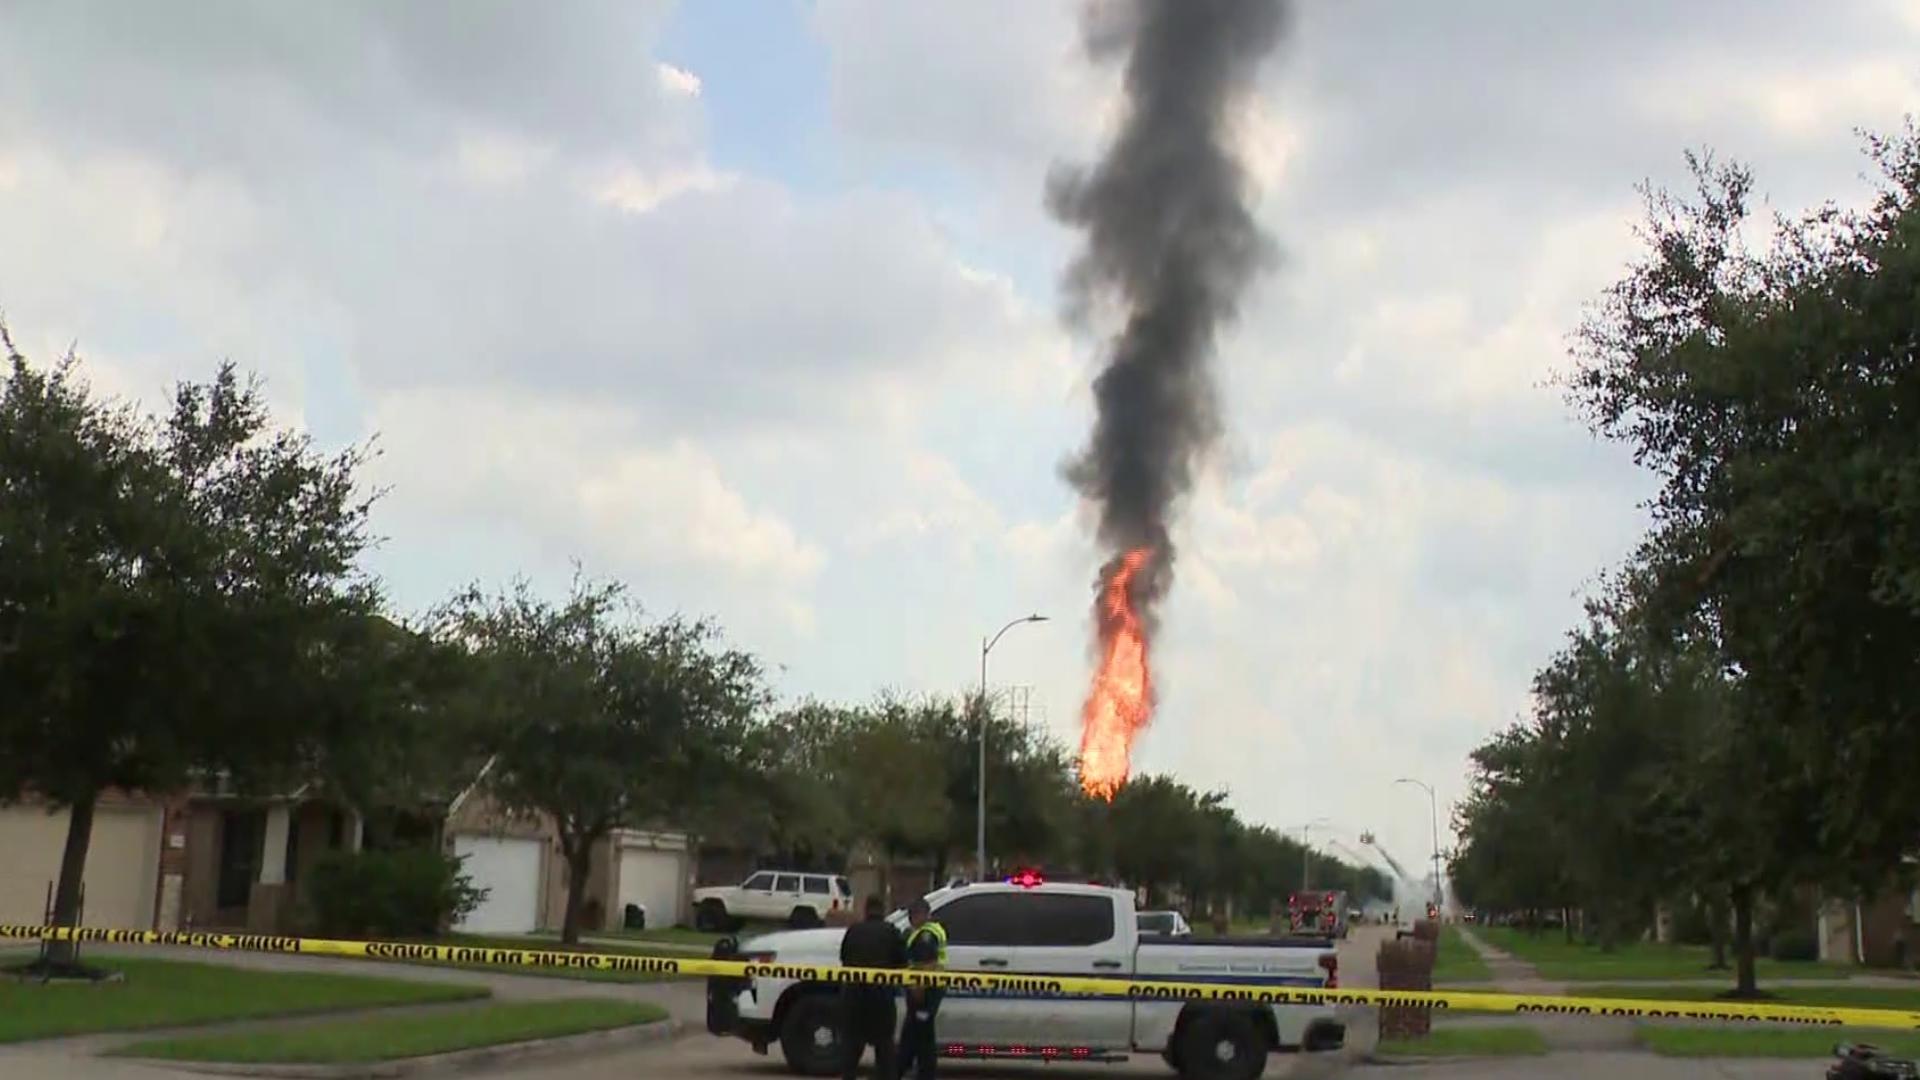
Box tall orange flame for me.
[1078,546,1154,800]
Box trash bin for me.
[623,903,646,930]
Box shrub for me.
[306,847,488,938]
[1672,900,1715,946]
[1770,929,1819,963]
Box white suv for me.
[694,871,852,930]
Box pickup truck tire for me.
[788,907,821,929]
[696,900,730,932]
[1176,1010,1268,1080]
[779,993,845,1076]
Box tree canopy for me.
[0,333,382,961]
[1456,123,1920,995]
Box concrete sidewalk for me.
[1450,926,1638,1052]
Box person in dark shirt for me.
[839,896,906,1080]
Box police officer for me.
[839,896,906,1080]
[895,897,946,1080]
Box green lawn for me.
[115,999,666,1064]
[381,935,685,984]
[0,958,483,1043]
[1377,1025,1549,1058]
[584,926,725,948]
[1433,928,1495,984]
[1613,984,1920,1058]
[1584,984,1920,1010]
[1639,1026,1920,1059]
[446,933,685,958]
[1474,926,1851,982]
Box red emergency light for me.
[1007,869,1044,888]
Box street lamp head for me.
[1026,613,1048,623]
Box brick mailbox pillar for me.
[1376,929,1437,1039]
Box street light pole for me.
[1395,778,1442,912]
[978,613,1047,880]
[1296,818,1331,891]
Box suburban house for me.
[1818,876,1920,969]
[2,782,439,934]
[442,779,692,935]
[2,770,696,939]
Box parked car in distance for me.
[694,871,853,930]
[1137,910,1193,937]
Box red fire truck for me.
[1287,890,1349,938]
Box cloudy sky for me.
[3,0,1916,876]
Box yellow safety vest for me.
[907,921,948,968]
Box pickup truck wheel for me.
[696,900,729,932]
[788,907,821,929]
[1177,1011,1267,1080]
[779,994,845,1076]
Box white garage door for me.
[0,803,161,930]
[452,835,543,934]
[618,846,686,930]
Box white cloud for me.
[453,131,555,186]
[6,0,1913,871]
[593,161,735,213]
[656,62,703,98]
[368,386,826,638]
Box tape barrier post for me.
[7,924,1920,1032]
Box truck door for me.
[928,892,1028,1047]
[1012,892,1134,1050]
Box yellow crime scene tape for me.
[6,924,1919,1032]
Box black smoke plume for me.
[1051,0,1288,610]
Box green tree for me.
[441,577,765,944]
[840,700,948,894]
[0,337,379,967]
[1568,132,1920,902]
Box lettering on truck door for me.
[1011,891,1133,1050]
[928,892,1029,1046]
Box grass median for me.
[383,934,688,984]
[114,998,667,1064]
[1475,926,1851,982]
[1590,985,1920,1060]
[581,926,726,949]
[1376,1025,1549,1058]
[1584,984,1920,1010]
[0,957,483,1043]
[1433,927,1494,984]
[1638,1027,1920,1059]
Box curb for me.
[119,1018,684,1078]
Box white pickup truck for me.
[706,879,1345,1080]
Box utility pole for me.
[1297,818,1330,891]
